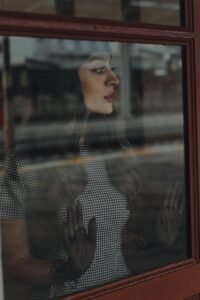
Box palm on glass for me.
[64,200,96,278]
[156,181,184,246]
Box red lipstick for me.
[104,92,116,103]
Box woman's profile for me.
[0,47,183,299]
[0,49,141,299]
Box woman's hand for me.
[156,181,184,246]
[63,200,96,279]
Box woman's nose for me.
[106,69,120,86]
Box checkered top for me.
[0,146,131,299]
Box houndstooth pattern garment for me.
[0,145,131,300]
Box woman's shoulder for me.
[0,149,26,220]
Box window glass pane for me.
[0,36,189,299]
[0,0,182,26]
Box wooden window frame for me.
[0,0,200,299]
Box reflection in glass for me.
[121,0,181,25]
[0,37,188,299]
[0,0,181,26]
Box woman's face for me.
[78,54,120,115]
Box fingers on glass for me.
[67,208,75,241]
[72,204,79,232]
[76,200,84,228]
[164,181,183,212]
[88,217,97,243]
[66,201,96,253]
[64,227,71,249]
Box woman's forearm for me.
[6,257,53,285]
[2,220,55,285]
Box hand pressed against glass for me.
[78,56,120,114]
[64,200,97,278]
[156,181,184,246]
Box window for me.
[0,1,200,300]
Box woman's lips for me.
[104,92,116,103]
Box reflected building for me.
[0,37,183,120]
[121,0,180,24]
[0,0,180,25]
[0,37,183,155]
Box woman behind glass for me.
[0,50,143,299]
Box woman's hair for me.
[25,50,142,204]
[26,51,113,121]
[21,51,142,252]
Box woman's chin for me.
[89,108,113,115]
[99,106,113,115]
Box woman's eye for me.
[90,67,106,74]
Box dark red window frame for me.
[0,1,200,299]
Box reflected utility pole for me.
[2,37,17,181]
[2,36,15,149]
[119,43,131,118]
